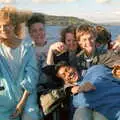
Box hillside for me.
[0,6,95,26]
[100,22,120,26]
[34,12,95,26]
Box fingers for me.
[113,64,120,68]
[71,85,81,94]
[51,42,66,52]
[57,42,66,51]
[71,83,96,94]
[82,82,96,92]
[52,42,67,56]
[112,41,120,50]
[57,44,65,52]
[10,109,21,119]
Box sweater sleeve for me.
[98,50,120,68]
[20,46,39,93]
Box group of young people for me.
[47,23,120,120]
[0,6,120,120]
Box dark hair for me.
[96,25,111,44]
[55,61,69,75]
[26,13,45,32]
[60,25,76,43]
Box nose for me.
[69,40,75,47]
[71,40,75,45]
[85,39,90,43]
[35,30,42,36]
[67,71,73,79]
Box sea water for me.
[46,25,120,42]
[25,25,120,43]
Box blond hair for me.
[0,6,30,39]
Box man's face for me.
[29,23,45,45]
[78,33,96,56]
[57,66,79,84]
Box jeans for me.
[73,107,108,120]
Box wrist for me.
[78,86,84,92]
[16,103,23,113]
[17,101,24,109]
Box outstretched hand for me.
[81,82,96,92]
[111,39,120,51]
[71,82,96,94]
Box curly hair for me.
[60,25,76,43]
[76,24,97,41]
[0,6,28,39]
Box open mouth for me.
[69,71,78,82]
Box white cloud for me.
[32,0,77,3]
[0,0,15,3]
[96,0,111,4]
[113,11,120,15]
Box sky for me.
[0,0,120,23]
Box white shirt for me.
[0,43,22,80]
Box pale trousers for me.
[73,107,108,120]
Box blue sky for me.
[0,0,120,23]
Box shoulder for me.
[102,49,117,57]
[46,40,55,48]
[20,40,34,53]
[41,40,55,52]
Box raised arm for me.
[71,82,96,95]
[46,41,67,65]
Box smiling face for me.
[29,23,45,46]
[78,32,96,56]
[65,33,78,51]
[56,65,79,84]
[0,20,14,40]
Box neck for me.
[35,40,46,47]
[85,51,92,57]
[85,48,95,57]
[2,37,22,49]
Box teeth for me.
[70,72,74,79]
